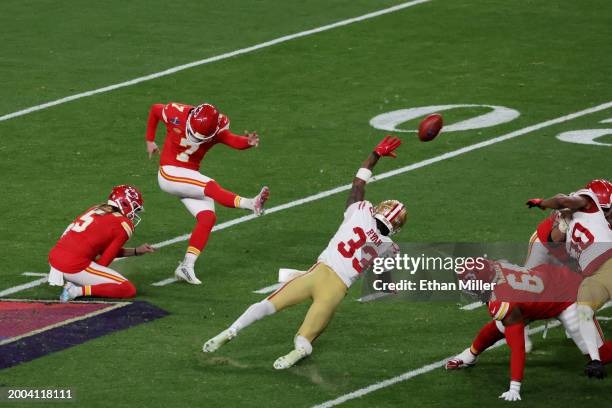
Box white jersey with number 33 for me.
[318,201,396,288]
[566,189,612,276]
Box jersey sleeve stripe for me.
[159,167,208,188]
[121,221,133,237]
[493,301,510,320]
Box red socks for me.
[187,210,217,257]
[85,281,136,298]
[471,320,505,355]
[205,180,240,208]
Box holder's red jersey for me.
[49,207,134,273]
[488,262,582,322]
[146,102,237,171]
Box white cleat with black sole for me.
[203,329,236,353]
[174,261,202,285]
[273,347,309,370]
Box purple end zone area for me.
[0,300,168,370]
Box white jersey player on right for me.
[202,136,406,369]
[526,178,612,379]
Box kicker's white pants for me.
[158,165,215,216]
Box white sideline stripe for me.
[253,283,282,294]
[312,303,612,408]
[460,301,483,310]
[151,277,178,287]
[148,100,612,286]
[22,272,48,277]
[0,0,432,123]
[0,277,48,297]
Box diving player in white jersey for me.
[527,178,612,378]
[202,135,406,369]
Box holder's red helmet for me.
[186,104,220,143]
[108,185,144,226]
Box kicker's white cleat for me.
[175,261,202,285]
[253,186,270,216]
[59,282,78,303]
[203,329,236,353]
[273,347,309,370]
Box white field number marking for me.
[370,104,520,133]
[556,129,612,147]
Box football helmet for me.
[186,103,220,143]
[585,179,612,209]
[374,200,407,235]
[108,185,144,226]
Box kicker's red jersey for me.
[49,207,134,273]
[488,262,582,321]
[146,102,232,171]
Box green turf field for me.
[1,0,611,407]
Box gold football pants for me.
[267,262,348,342]
[577,258,612,311]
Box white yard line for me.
[0,0,432,123]
[460,301,483,310]
[151,277,179,287]
[311,303,612,408]
[22,272,48,277]
[0,277,49,297]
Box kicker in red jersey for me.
[146,102,248,171]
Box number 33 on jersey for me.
[318,201,397,288]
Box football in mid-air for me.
[418,113,443,142]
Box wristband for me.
[509,381,521,392]
[356,168,372,182]
[134,248,138,256]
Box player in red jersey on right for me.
[48,185,155,302]
[446,259,612,401]
[145,102,269,285]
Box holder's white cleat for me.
[273,347,309,370]
[59,282,77,303]
[175,261,202,285]
[253,186,270,216]
[203,329,236,353]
